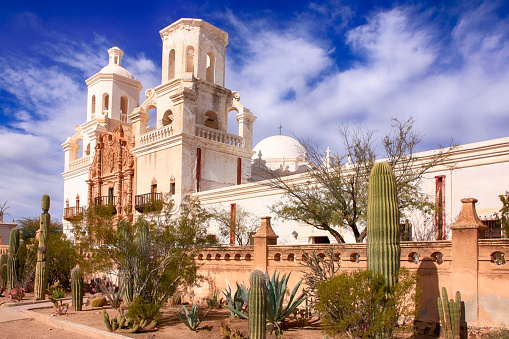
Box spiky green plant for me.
[35,194,50,299]
[0,253,7,290]
[367,162,400,288]
[266,271,306,336]
[249,270,267,339]
[7,227,20,290]
[437,287,461,339]
[178,304,203,331]
[71,266,84,311]
[223,282,249,318]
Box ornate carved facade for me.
[87,125,135,215]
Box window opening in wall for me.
[312,236,330,244]
[151,183,157,200]
[108,187,114,205]
[168,49,175,80]
[481,216,502,239]
[206,52,215,82]
[227,109,239,135]
[204,111,218,129]
[237,158,242,185]
[91,95,96,115]
[196,148,201,192]
[435,175,446,240]
[186,46,194,73]
[162,110,173,126]
[230,203,236,246]
[120,96,127,114]
[170,175,176,195]
[104,94,109,111]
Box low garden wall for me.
[194,199,509,330]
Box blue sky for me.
[1,0,509,222]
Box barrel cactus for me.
[367,162,400,288]
[71,266,84,311]
[7,227,20,290]
[35,194,50,299]
[248,269,267,339]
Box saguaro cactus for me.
[35,194,50,299]
[248,269,267,339]
[367,162,400,288]
[437,287,461,339]
[0,253,7,290]
[7,227,20,289]
[71,266,84,311]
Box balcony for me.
[63,206,84,221]
[195,125,243,148]
[135,192,163,213]
[94,196,117,215]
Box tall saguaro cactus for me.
[249,270,267,339]
[7,227,20,290]
[367,162,400,288]
[1,253,8,290]
[71,266,84,311]
[35,194,50,299]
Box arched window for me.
[186,46,194,73]
[206,52,215,82]
[91,95,96,114]
[205,111,218,129]
[120,96,128,114]
[162,109,173,126]
[103,93,109,111]
[168,49,175,80]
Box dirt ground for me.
[1,292,324,339]
[32,304,324,339]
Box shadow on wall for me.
[416,258,440,338]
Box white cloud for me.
[225,3,509,154]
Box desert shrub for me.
[127,295,162,324]
[91,296,107,307]
[317,268,419,339]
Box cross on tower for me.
[278,123,283,135]
[115,38,118,46]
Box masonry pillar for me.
[129,108,149,147]
[450,198,487,326]
[253,216,278,273]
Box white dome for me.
[99,64,134,79]
[252,135,305,160]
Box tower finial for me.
[278,123,283,135]
[115,38,118,46]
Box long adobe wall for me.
[193,200,509,329]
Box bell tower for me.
[130,18,256,211]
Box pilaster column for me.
[236,108,256,150]
[450,198,487,326]
[129,108,149,147]
[252,216,279,273]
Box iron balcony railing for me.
[63,206,84,221]
[134,192,163,213]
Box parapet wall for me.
[194,201,509,329]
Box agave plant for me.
[178,303,203,331]
[266,271,306,335]
[223,282,249,319]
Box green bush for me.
[317,268,419,339]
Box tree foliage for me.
[209,204,259,245]
[70,195,216,321]
[316,268,420,339]
[498,191,509,237]
[268,117,454,243]
[14,217,77,289]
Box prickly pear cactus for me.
[71,266,84,311]
[7,227,20,290]
[248,269,267,339]
[367,162,400,288]
[35,194,50,299]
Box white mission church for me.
[62,18,509,244]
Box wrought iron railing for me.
[63,206,84,221]
[134,192,163,213]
